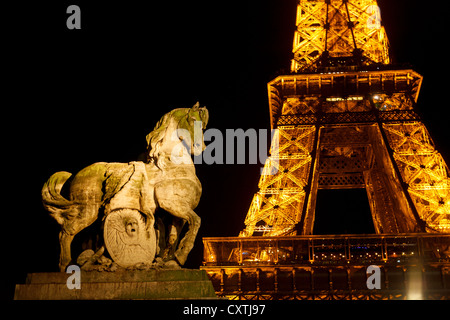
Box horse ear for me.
[200,107,209,129]
[192,101,200,111]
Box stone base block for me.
[14,269,217,300]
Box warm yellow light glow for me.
[326,96,364,102]
[291,0,390,72]
[240,1,450,236]
[408,291,423,300]
[407,270,423,300]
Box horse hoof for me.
[168,234,177,245]
[164,260,181,269]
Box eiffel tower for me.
[202,0,450,300]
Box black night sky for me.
[3,0,450,300]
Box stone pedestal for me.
[14,269,217,300]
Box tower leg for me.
[298,125,321,235]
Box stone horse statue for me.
[42,103,209,271]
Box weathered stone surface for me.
[41,103,209,271]
[104,209,156,268]
[15,270,217,300]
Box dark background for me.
[3,0,449,300]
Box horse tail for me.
[42,171,76,226]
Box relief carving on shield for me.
[104,209,156,268]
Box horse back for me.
[69,162,108,203]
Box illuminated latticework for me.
[240,0,450,237]
[202,0,450,300]
[291,0,390,72]
[240,69,450,236]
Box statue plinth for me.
[14,269,217,300]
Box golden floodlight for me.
[291,0,390,72]
[240,0,450,237]
[202,0,450,300]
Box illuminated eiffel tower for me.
[202,0,450,300]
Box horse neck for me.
[156,120,195,167]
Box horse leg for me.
[58,204,102,272]
[157,199,201,266]
[161,217,186,261]
[168,217,185,246]
[174,211,199,265]
[59,231,74,272]
[155,217,165,256]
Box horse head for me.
[146,102,209,168]
[177,102,209,156]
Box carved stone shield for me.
[104,209,156,267]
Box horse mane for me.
[145,108,187,169]
[145,105,209,169]
[199,107,209,129]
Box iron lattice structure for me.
[291,0,390,72]
[202,0,450,299]
[240,0,450,237]
[202,234,450,300]
[241,69,450,236]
